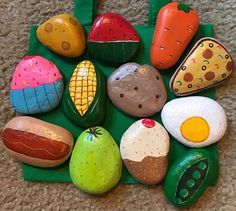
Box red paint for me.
[88,13,140,42]
[142,119,156,128]
[2,128,70,160]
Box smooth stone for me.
[161,96,227,148]
[69,127,122,194]
[164,149,218,208]
[10,56,64,114]
[170,37,234,96]
[120,119,170,185]
[62,60,106,127]
[151,2,199,70]
[87,13,140,65]
[1,116,74,168]
[107,63,167,117]
[37,13,86,57]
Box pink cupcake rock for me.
[10,56,64,114]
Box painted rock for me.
[170,37,234,96]
[164,149,218,208]
[62,60,106,127]
[161,96,227,148]
[69,127,122,194]
[37,14,86,57]
[151,2,199,70]
[120,119,170,185]
[10,56,64,114]
[107,63,167,117]
[87,13,140,65]
[1,116,74,168]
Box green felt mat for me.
[22,0,219,185]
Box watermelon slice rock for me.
[88,13,140,65]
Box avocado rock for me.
[170,37,234,96]
[62,60,106,127]
[107,63,167,117]
[69,127,122,194]
[10,56,64,114]
[164,149,218,208]
[87,13,140,65]
[120,119,170,185]
[37,14,86,57]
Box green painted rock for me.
[69,126,122,194]
[62,60,106,127]
[87,13,140,65]
[164,149,218,208]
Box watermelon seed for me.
[120,25,122,27]
[156,76,159,80]
[33,78,35,81]
[156,95,160,99]
[109,28,112,32]
[24,68,27,71]
[116,77,120,80]
[54,73,56,77]
[18,74,21,77]
[15,82,17,86]
[124,34,126,37]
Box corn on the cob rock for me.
[69,60,97,116]
[63,60,106,127]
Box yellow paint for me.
[69,60,97,116]
[172,38,233,95]
[180,117,210,143]
[36,13,86,57]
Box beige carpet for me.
[0,0,235,210]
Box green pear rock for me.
[69,127,122,194]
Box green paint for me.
[164,149,218,208]
[87,41,140,65]
[178,3,192,13]
[69,127,122,194]
[62,63,106,128]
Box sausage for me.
[1,116,74,168]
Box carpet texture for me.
[0,0,235,210]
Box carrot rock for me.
[150,2,199,70]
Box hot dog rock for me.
[1,116,74,168]
[120,119,170,185]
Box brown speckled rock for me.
[107,63,167,117]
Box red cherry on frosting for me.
[142,119,156,128]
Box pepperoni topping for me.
[226,61,234,71]
[203,49,213,59]
[142,119,156,128]
[205,72,215,81]
[184,73,193,82]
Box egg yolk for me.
[180,117,210,143]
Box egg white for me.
[161,96,227,148]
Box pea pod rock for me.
[170,37,234,96]
[87,13,140,65]
[37,13,86,57]
[10,56,64,114]
[62,60,106,127]
[69,127,122,194]
[164,149,218,208]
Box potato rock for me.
[1,116,74,168]
[88,13,140,65]
[62,60,106,127]
[37,13,86,57]
[170,37,234,96]
[10,56,64,114]
[164,149,218,208]
[69,127,122,194]
[107,63,167,117]
[120,119,170,185]
[161,96,227,148]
